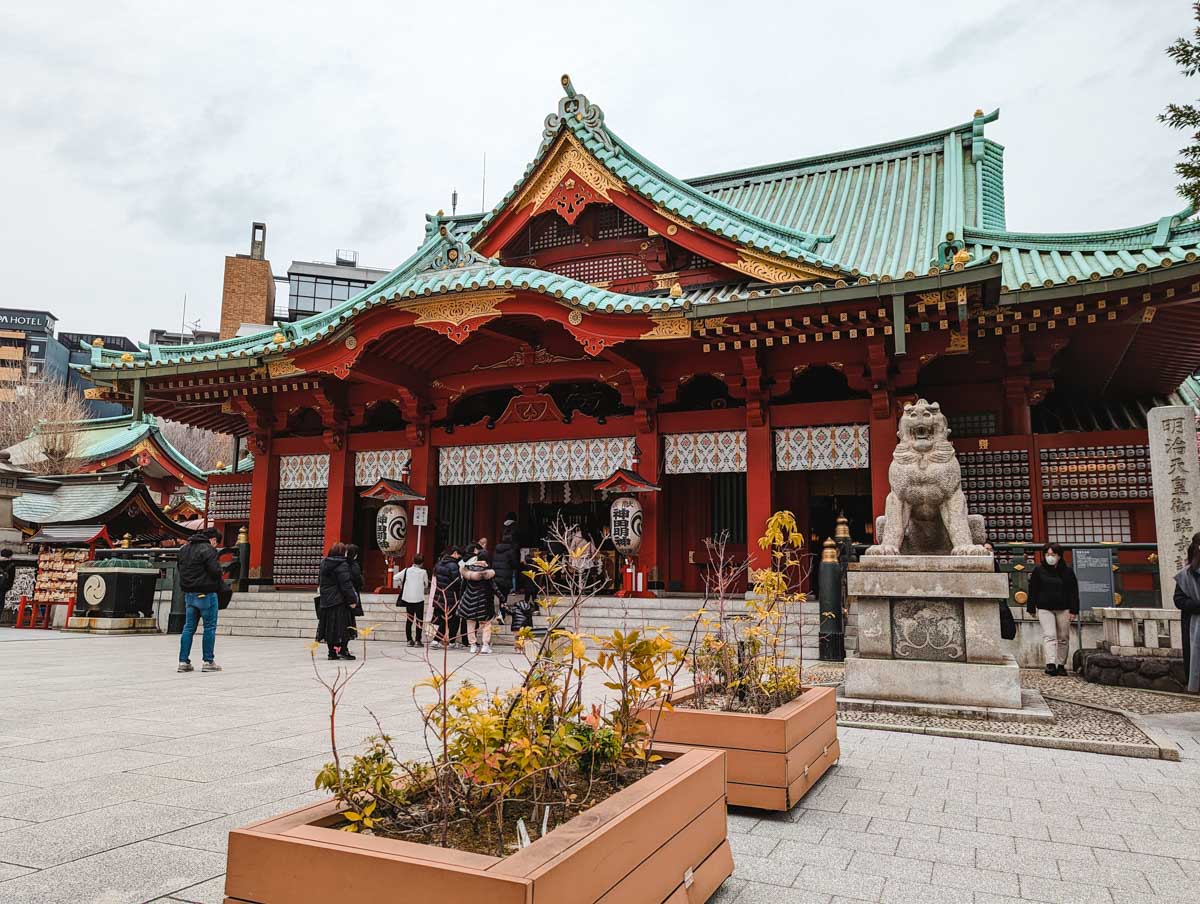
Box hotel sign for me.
[0,310,52,333]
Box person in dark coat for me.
[177,528,224,672]
[1026,542,1079,676]
[0,549,16,603]
[317,542,358,661]
[429,547,463,649]
[491,534,520,621]
[346,544,365,617]
[511,553,538,631]
[1173,531,1200,693]
[458,554,497,654]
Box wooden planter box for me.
[639,685,839,810]
[223,747,732,904]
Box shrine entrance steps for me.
[216,591,810,659]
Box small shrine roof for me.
[3,413,206,482]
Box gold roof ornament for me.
[669,282,683,299]
[92,337,105,347]
[272,332,286,345]
[974,108,984,117]
[120,352,134,362]
[214,460,225,471]
[952,248,971,265]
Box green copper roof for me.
[470,76,847,271]
[3,413,206,480]
[690,110,1003,279]
[964,210,1200,292]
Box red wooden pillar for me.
[1003,376,1033,436]
[637,415,661,588]
[868,388,896,522]
[323,439,354,551]
[745,418,774,570]
[247,441,279,581]
[407,432,436,564]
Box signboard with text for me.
[0,310,53,333]
[1072,547,1115,611]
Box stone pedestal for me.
[64,616,159,634]
[844,556,1029,712]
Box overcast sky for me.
[2,0,1196,342]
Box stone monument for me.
[842,400,1044,717]
[1147,405,1200,609]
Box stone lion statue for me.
[865,399,988,556]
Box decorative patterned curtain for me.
[354,449,412,487]
[774,424,869,471]
[664,432,747,474]
[438,437,636,486]
[278,454,330,489]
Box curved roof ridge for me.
[688,109,999,187]
[965,205,1196,250]
[470,75,852,272]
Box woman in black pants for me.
[317,542,358,660]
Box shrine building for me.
[78,76,1200,591]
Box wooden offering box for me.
[641,685,839,811]
[223,747,732,904]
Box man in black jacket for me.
[177,529,224,673]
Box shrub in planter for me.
[223,519,733,903]
[639,512,840,810]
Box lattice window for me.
[544,256,648,284]
[947,412,998,438]
[1047,509,1132,544]
[529,218,581,250]
[595,208,648,240]
[1039,444,1151,501]
[959,449,1034,543]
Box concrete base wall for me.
[844,655,1023,709]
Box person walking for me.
[458,552,497,654]
[1173,532,1200,693]
[511,552,538,631]
[177,528,224,673]
[429,547,463,649]
[1025,542,1079,676]
[397,554,429,647]
[492,531,520,623]
[317,542,358,661]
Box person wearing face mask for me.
[1026,542,1079,676]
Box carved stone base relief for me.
[890,600,965,662]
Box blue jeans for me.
[179,592,218,663]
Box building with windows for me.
[76,77,1200,592]
[279,254,390,323]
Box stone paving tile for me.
[975,848,1059,878]
[707,877,748,903]
[0,840,225,904]
[846,850,933,883]
[729,832,781,858]
[929,861,1019,896]
[791,864,886,902]
[895,837,975,866]
[1014,835,1099,862]
[157,874,227,904]
[1019,874,1116,904]
[0,861,34,881]
[878,878,974,904]
[0,732,171,763]
[0,801,217,869]
[730,852,804,887]
[0,749,186,788]
[934,827,1016,852]
[865,816,940,841]
[1055,859,1154,892]
[732,884,833,904]
[153,789,328,854]
[0,772,200,822]
[771,839,855,870]
[820,827,900,855]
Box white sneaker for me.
[469,643,479,654]
[202,661,222,672]
[430,640,442,649]
[177,662,194,672]
[481,644,492,655]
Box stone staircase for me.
[217,590,830,659]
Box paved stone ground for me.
[0,628,1198,904]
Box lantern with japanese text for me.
[609,495,643,556]
[375,504,408,555]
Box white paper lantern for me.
[609,495,643,556]
[375,504,409,555]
